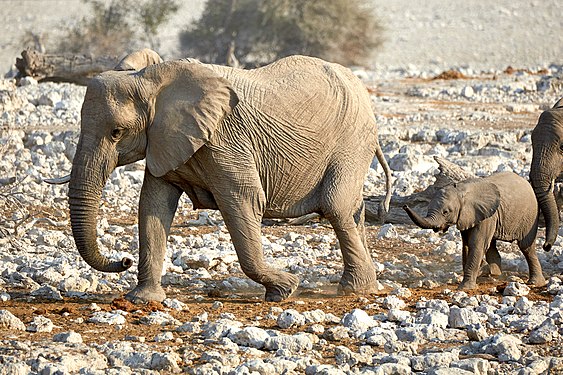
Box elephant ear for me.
[457,180,501,231]
[115,48,163,71]
[144,61,239,177]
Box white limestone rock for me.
[0,310,25,331]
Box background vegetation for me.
[179,0,383,67]
[55,0,179,57]
[27,0,382,67]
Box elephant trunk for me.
[530,168,559,251]
[68,150,132,272]
[403,205,441,230]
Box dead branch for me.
[15,49,120,85]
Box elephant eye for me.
[111,128,124,141]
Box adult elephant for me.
[59,49,392,303]
[530,98,563,251]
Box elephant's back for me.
[208,56,377,145]
[492,172,537,212]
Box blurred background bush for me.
[42,0,382,67]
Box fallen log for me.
[15,50,120,85]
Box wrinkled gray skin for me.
[68,49,392,303]
[404,172,545,290]
[530,98,563,251]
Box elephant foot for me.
[264,272,300,302]
[125,284,166,304]
[528,275,547,287]
[458,280,477,290]
[338,266,379,295]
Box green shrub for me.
[179,0,384,67]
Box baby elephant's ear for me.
[457,180,501,231]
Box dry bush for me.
[179,0,384,67]
[55,0,178,57]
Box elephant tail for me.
[374,138,392,215]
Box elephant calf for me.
[404,172,546,290]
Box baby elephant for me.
[403,172,546,290]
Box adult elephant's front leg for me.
[125,172,182,303]
[217,190,299,302]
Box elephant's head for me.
[403,179,500,232]
[530,98,563,251]
[67,50,238,272]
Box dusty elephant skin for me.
[404,172,546,290]
[529,98,563,251]
[66,49,393,303]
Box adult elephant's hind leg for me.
[217,190,299,302]
[322,175,378,295]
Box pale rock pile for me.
[0,66,562,373]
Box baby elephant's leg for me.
[486,239,502,277]
[459,226,494,290]
[520,244,546,286]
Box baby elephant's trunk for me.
[403,205,437,230]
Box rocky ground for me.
[0,63,562,374]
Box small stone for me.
[228,326,271,349]
[139,311,180,326]
[154,331,175,342]
[388,309,412,323]
[503,282,530,297]
[306,324,325,335]
[323,326,350,341]
[382,295,406,310]
[466,323,488,341]
[30,284,63,301]
[264,333,313,352]
[26,315,54,333]
[150,352,182,373]
[125,335,146,342]
[378,224,398,239]
[163,298,187,311]
[482,334,522,362]
[341,309,377,333]
[461,86,475,98]
[451,358,490,375]
[277,309,305,329]
[419,310,448,328]
[302,309,326,324]
[0,310,25,331]
[448,306,485,328]
[53,331,83,343]
[529,318,557,344]
[89,311,127,325]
